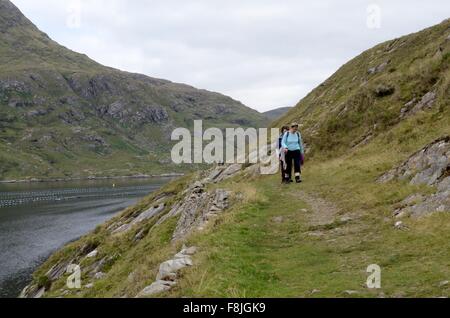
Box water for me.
[0,177,172,298]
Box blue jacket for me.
[282,132,304,154]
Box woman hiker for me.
[278,125,290,183]
[281,122,305,184]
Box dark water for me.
[0,177,172,298]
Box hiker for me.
[278,126,290,183]
[281,122,305,184]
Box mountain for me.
[21,20,450,298]
[0,0,267,180]
[263,107,292,121]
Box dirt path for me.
[294,190,342,226]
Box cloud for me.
[11,0,450,112]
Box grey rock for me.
[26,108,49,117]
[379,136,450,217]
[19,285,46,299]
[172,191,210,241]
[134,229,146,242]
[174,246,198,259]
[206,167,225,182]
[343,290,359,295]
[45,259,75,281]
[156,256,193,281]
[86,249,98,258]
[394,221,408,230]
[172,188,230,241]
[111,223,131,235]
[272,216,284,223]
[131,204,165,225]
[401,91,436,118]
[368,61,389,74]
[339,216,353,223]
[155,202,182,226]
[94,272,105,280]
[243,164,262,177]
[138,280,176,297]
[215,164,243,182]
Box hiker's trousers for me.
[285,150,302,180]
[280,158,286,181]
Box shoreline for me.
[0,173,185,184]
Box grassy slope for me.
[274,19,449,157]
[169,111,449,297]
[24,20,449,297]
[34,105,449,298]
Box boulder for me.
[174,246,198,259]
[156,256,193,281]
[138,280,176,297]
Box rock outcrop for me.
[379,136,450,217]
[400,91,437,118]
[137,246,197,297]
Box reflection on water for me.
[0,177,172,298]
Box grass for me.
[167,142,449,297]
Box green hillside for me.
[0,0,267,180]
[274,19,450,156]
[20,19,449,298]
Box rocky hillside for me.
[0,0,267,180]
[20,20,449,298]
[274,19,450,156]
[263,107,292,121]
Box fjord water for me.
[0,177,172,298]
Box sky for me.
[10,0,450,112]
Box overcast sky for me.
[10,0,450,112]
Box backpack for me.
[282,132,301,148]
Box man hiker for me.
[281,122,305,184]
